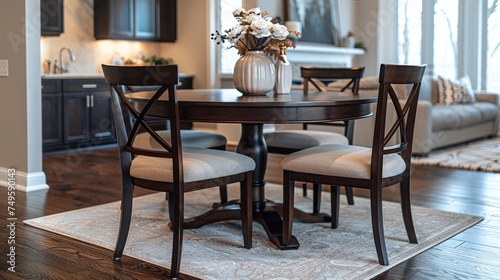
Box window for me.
[220,0,242,74]
[432,0,458,79]
[487,0,500,91]
[397,0,499,91]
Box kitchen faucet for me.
[59,47,76,73]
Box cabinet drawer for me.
[63,79,109,92]
[42,79,62,93]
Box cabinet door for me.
[111,0,134,38]
[90,91,116,145]
[63,92,91,145]
[135,0,156,39]
[42,92,63,151]
[41,0,64,36]
[157,0,176,42]
[95,0,134,39]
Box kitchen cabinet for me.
[42,79,64,152]
[62,79,115,147]
[41,0,64,36]
[94,0,176,42]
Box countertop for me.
[42,73,193,79]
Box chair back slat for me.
[372,64,426,177]
[300,66,365,138]
[301,66,365,94]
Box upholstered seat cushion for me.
[130,147,255,183]
[264,130,349,150]
[133,130,227,150]
[280,144,406,179]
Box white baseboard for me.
[0,168,49,192]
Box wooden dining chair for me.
[264,66,365,214]
[102,64,255,279]
[280,64,426,265]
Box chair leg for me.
[345,186,355,205]
[114,182,134,260]
[282,170,295,246]
[219,184,228,204]
[330,185,340,229]
[312,183,322,214]
[370,187,389,265]
[302,183,308,197]
[240,172,253,249]
[170,189,184,279]
[167,192,174,225]
[400,176,417,243]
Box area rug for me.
[412,137,500,172]
[24,183,482,279]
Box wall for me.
[0,0,48,191]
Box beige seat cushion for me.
[280,144,406,179]
[131,147,255,183]
[264,130,349,150]
[133,130,226,150]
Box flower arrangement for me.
[211,7,301,60]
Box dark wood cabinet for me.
[94,0,176,42]
[41,75,193,152]
[62,79,115,147]
[41,0,64,36]
[42,79,64,152]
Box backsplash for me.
[40,0,162,74]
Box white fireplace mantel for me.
[286,43,365,81]
[286,42,364,66]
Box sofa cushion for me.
[432,102,498,131]
[436,75,476,105]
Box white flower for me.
[247,7,261,15]
[211,7,297,56]
[250,19,273,38]
[271,24,289,40]
[228,25,244,40]
[245,13,263,24]
[233,8,246,17]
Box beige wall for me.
[0,0,47,191]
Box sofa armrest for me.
[411,100,433,155]
[474,91,500,105]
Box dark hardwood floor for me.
[1,147,500,279]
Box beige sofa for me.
[349,76,499,155]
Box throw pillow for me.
[436,75,476,105]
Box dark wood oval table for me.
[126,88,378,249]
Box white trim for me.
[0,168,49,192]
[286,43,364,66]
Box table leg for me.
[237,124,299,250]
[184,124,299,250]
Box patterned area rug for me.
[412,137,500,172]
[24,183,482,279]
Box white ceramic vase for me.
[233,51,275,95]
[273,47,292,94]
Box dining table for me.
[126,88,378,250]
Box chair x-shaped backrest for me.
[301,66,365,94]
[371,64,426,178]
[102,64,183,182]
